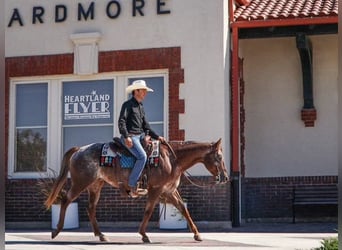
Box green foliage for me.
[312,237,338,250]
[16,128,46,172]
[37,168,67,205]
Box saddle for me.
[100,137,161,197]
[111,137,133,156]
[100,136,160,169]
[111,136,152,156]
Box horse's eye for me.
[216,154,222,161]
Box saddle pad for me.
[148,140,160,167]
[100,143,117,167]
[119,140,159,168]
[120,154,135,168]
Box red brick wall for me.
[242,176,338,221]
[5,47,231,225]
[5,177,231,224]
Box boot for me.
[129,186,148,198]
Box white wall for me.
[241,35,338,177]
[5,0,230,175]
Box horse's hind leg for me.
[86,181,108,242]
[51,199,69,239]
[51,185,83,239]
[166,189,202,241]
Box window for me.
[62,79,114,152]
[15,83,48,172]
[128,76,165,136]
[8,73,167,178]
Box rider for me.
[118,80,165,198]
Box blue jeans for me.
[123,134,147,188]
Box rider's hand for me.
[158,136,166,143]
[145,135,151,142]
[125,137,133,148]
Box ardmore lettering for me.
[8,0,171,27]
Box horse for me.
[44,138,229,243]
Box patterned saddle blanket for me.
[100,140,160,168]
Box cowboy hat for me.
[126,80,154,94]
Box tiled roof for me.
[234,0,338,22]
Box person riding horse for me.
[45,82,229,243]
[45,138,228,242]
[118,80,165,198]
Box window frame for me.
[8,71,168,179]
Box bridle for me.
[183,146,226,188]
[214,151,225,183]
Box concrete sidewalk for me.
[5,222,338,250]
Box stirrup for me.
[129,187,148,198]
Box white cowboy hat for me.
[126,80,154,94]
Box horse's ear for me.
[215,138,222,149]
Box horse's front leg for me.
[166,189,202,241]
[139,188,162,243]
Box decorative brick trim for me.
[301,108,317,127]
[5,54,74,77]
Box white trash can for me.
[51,202,79,229]
[159,203,187,229]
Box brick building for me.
[5,0,338,229]
[5,0,231,229]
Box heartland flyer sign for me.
[63,79,113,125]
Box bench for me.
[292,184,338,223]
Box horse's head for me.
[204,138,229,184]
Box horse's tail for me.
[44,147,79,209]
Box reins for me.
[182,143,223,188]
[162,140,177,159]
[165,141,221,188]
[183,170,218,188]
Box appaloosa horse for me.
[44,138,228,243]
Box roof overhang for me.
[231,16,338,39]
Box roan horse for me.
[44,138,229,243]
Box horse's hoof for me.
[51,231,58,239]
[142,236,152,243]
[99,235,109,242]
[194,234,202,241]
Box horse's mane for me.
[169,140,209,145]
[169,140,213,154]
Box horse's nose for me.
[219,173,229,183]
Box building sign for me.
[63,80,113,125]
[8,0,171,27]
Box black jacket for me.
[118,97,159,139]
